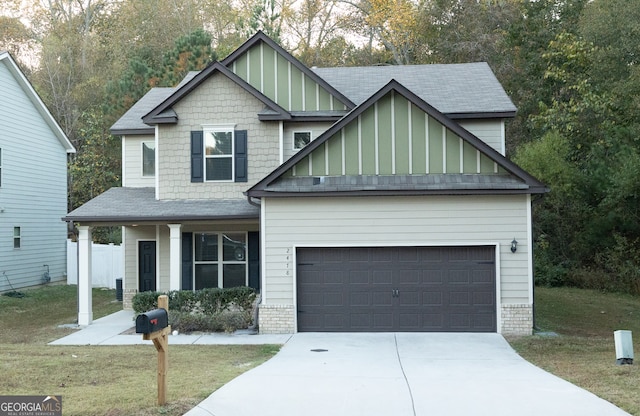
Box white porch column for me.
[77,225,93,326]
[168,224,182,291]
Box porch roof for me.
[63,187,259,224]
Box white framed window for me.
[293,131,311,150]
[193,232,247,289]
[13,227,20,249]
[204,127,235,181]
[142,141,155,177]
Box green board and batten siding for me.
[230,41,346,112]
[289,91,502,177]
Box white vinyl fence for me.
[66,240,123,289]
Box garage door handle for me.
[392,289,399,297]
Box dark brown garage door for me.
[296,246,496,332]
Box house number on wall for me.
[285,247,291,275]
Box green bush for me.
[132,287,257,333]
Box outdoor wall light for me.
[511,238,518,253]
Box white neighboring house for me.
[0,51,75,292]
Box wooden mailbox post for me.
[137,295,171,405]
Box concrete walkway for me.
[185,333,630,416]
[48,310,292,346]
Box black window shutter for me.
[181,232,193,290]
[190,131,204,183]
[235,130,248,182]
[248,231,260,290]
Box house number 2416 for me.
[285,248,291,275]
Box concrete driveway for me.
[185,333,629,416]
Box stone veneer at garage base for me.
[258,304,533,336]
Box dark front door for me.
[296,246,496,332]
[138,241,156,292]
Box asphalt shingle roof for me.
[110,72,199,134]
[312,63,516,116]
[63,187,259,223]
[111,62,515,134]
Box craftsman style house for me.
[0,51,75,293]
[65,32,546,334]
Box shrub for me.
[132,287,257,333]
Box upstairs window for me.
[293,131,311,149]
[205,129,234,181]
[0,148,2,187]
[13,227,20,249]
[142,142,155,177]
[190,129,247,183]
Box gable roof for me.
[0,51,75,153]
[142,61,291,125]
[221,31,355,111]
[246,79,547,198]
[312,63,516,118]
[112,32,518,134]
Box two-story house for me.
[65,32,546,334]
[0,51,75,292]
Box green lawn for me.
[4,284,638,415]
[0,285,279,416]
[510,286,640,415]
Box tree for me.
[237,0,292,45]
[513,131,585,286]
[502,0,588,153]
[68,109,120,210]
[154,28,216,88]
[286,0,352,67]
[0,16,36,65]
[340,0,420,64]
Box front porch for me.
[64,187,260,326]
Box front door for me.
[138,241,156,292]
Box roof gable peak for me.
[221,31,355,111]
[247,79,547,196]
[142,61,290,124]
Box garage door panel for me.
[372,313,394,329]
[473,270,493,283]
[473,314,496,331]
[349,270,370,284]
[348,248,371,262]
[323,292,345,306]
[297,246,496,332]
[422,270,443,284]
[398,291,421,306]
[473,292,495,306]
[422,314,444,329]
[449,313,472,330]
[422,292,442,306]
[450,270,471,284]
[371,247,394,262]
[449,292,471,306]
[373,270,393,284]
[397,270,421,285]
